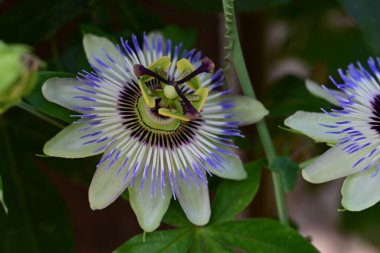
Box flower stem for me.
[222,0,289,225]
[17,101,65,129]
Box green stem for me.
[17,101,65,129]
[222,0,288,225]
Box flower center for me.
[117,81,200,148]
[133,57,214,122]
[136,96,180,132]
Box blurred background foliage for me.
[1,0,380,252]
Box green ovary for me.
[136,96,180,132]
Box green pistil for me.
[163,85,178,100]
[134,56,213,122]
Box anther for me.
[176,57,215,85]
[134,58,213,121]
[173,85,201,120]
[133,64,168,84]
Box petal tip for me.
[89,202,98,211]
[82,33,99,44]
[230,96,268,126]
[42,142,53,156]
[340,187,379,211]
[41,77,61,103]
[210,155,247,180]
[138,215,162,233]
[43,138,64,158]
[237,169,248,180]
[341,174,380,212]
[88,188,109,211]
[301,167,324,184]
[141,224,159,233]
[225,168,247,180]
[305,79,318,90]
[188,208,210,226]
[129,182,172,233]
[177,181,211,226]
[284,111,311,128]
[341,195,368,212]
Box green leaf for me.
[208,219,318,253]
[190,229,235,253]
[0,120,74,253]
[210,159,264,224]
[162,201,191,227]
[0,173,7,214]
[114,218,317,253]
[113,228,193,253]
[269,157,299,192]
[121,190,129,201]
[339,0,380,54]
[23,71,75,123]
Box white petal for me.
[129,173,172,232]
[341,166,380,211]
[176,179,210,226]
[89,148,138,210]
[42,77,96,112]
[44,123,104,158]
[208,149,247,180]
[302,145,371,183]
[82,34,125,69]
[305,79,347,106]
[284,111,344,143]
[229,96,268,126]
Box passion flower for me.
[285,58,380,211]
[43,34,268,231]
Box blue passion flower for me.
[285,58,380,211]
[42,34,268,231]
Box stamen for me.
[176,58,215,85]
[133,64,168,84]
[173,85,201,120]
[134,58,213,121]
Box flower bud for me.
[0,41,40,113]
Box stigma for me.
[133,57,213,122]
